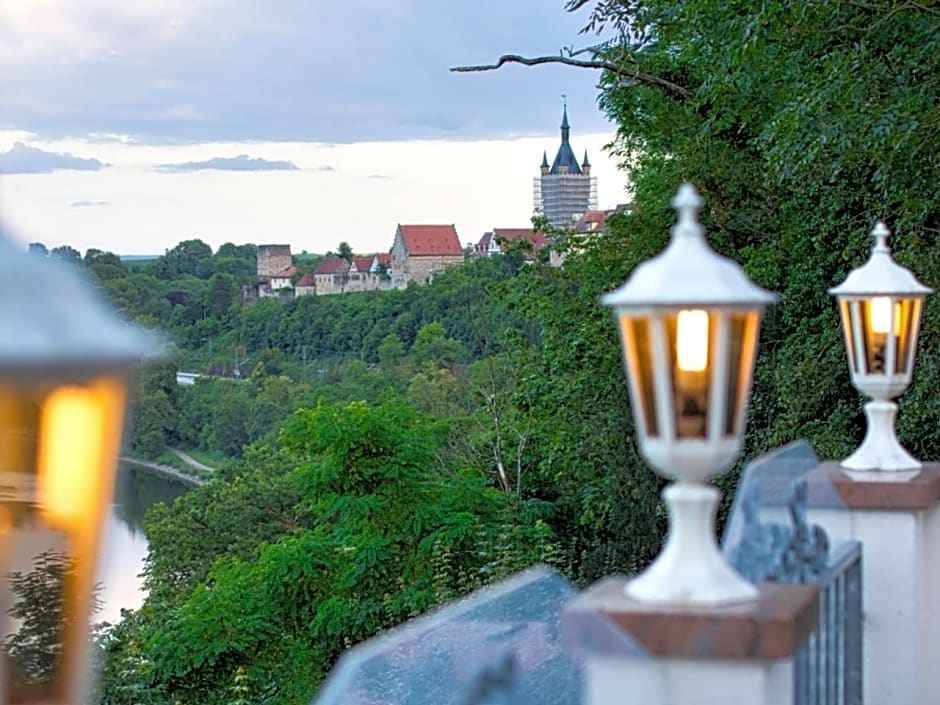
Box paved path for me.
[170,448,217,473]
[120,457,206,486]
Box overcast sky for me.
[0,1,631,255]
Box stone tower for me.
[533,105,598,227]
[256,244,292,279]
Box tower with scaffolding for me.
[533,103,597,227]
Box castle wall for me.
[257,245,292,278]
[404,254,464,285]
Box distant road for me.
[120,457,206,486]
[170,448,217,473]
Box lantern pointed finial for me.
[872,221,891,254]
[671,182,705,239]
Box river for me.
[95,462,191,624]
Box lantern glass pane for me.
[724,313,745,436]
[839,300,858,374]
[860,299,883,374]
[621,316,658,437]
[894,298,915,375]
[0,375,126,705]
[862,296,903,375]
[861,297,912,375]
[726,311,760,436]
[666,310,711,439]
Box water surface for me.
[95,462,190,623]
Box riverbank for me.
[119,456,207,486]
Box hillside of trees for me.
[30,1,939,703]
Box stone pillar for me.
[561,577,818,705]
[806,463,940,705]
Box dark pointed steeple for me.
[582,150,591,168]
[541,151,549,168]
[549,101,582,175]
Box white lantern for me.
[602,183,777,606]
[829,222,932,470]
[0,231,156,703]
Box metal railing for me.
[793,540,863,705]
[724,469,864,705]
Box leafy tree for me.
[27,242,48,257]
[336,241,353,262]
[212,243,257,281]
[130,361,180,457]
[208,389,251,457]
[49,245,82,265]
[141,444,301,604]
[410,322,467,370]
[83,249,123,268]
[103,401,552,704]
[133,389,175,457]
[406,367,465,417]
[207,273,237,319]
[250,348,285,379]
[247,375,294,443]
[151,239,214,279]
[376,333,405,366]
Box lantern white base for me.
[626,482,758,606]
[842,400,920,471]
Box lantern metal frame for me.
[829,222,932,471]
[602,183,777,607]
[0,230,156,703]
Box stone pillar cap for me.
[561,577,818,660]
[808,462,940,510]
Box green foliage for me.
[150,239,214,279]
[540,0,939,571]
[50,244,82,265]
[6,550,102,686]
[102,401,551,704]
[208,389,251,457]
[586,0,938,459]
[131,361,181,458]
[336,241,354,262]
[410,322,467,369]
[376,332,404,368]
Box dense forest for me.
[30,1,940,703]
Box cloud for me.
[70,199,110,208]
[0,1,612,144]
[313,165,335,172]
[0,142,107,174]
[156,154,299,172]
[368,174,392,180]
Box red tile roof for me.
[352,257,374,272]
[373,252,391,266]
[271,265,298,278]
[493,228,547,252]
[295,272,316,287]
[314,258,350,275]
[574,210,612,232]
[398,224,462,256]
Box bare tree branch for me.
[450,54,693,101]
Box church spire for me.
[547,99,581,176]
[560,98,570,143]
[541,150,550,175]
